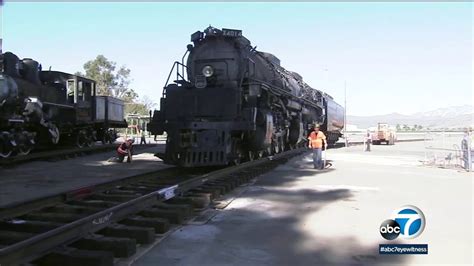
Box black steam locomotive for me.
[0,52,127,158]
[148,26,344,167]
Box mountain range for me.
[347,105,473,129]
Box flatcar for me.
[0,52,127,158]
[148,26,344,167]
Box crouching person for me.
[109,137,134,163]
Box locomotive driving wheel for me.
[247,151,256,161]
[75,130,88,148]
[0,132,13,158]
[230,139,243,165]
[231,152,243,165]
[16,131,34,156]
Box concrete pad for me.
[0,144,167,207]
[133,141,473,266]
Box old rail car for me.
[0,52,127,158]
[148,26,344,167]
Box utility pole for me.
[344,81,348,147]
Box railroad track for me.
[0,148,306,265]
[0,143,159,167]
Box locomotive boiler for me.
[148,26,344,167]
[0,52,127,158]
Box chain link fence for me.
[423,131,472,171]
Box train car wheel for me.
[76,131,87,148]
[101,134,108,144]
[85,137,94,147]
[84,132,94,147]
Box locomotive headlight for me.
[202,65,214,77]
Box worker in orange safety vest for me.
[308,124,327,169]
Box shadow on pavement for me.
[137,186,407,266]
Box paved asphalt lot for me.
[0,144,166,207]
[134,140,473,266]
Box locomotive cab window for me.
[67,79,75,103]
[77,81,84,99]
[82,81,92,101]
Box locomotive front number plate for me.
[222,28,242,37]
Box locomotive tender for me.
[148,26,344,167]
[0,52,127,158]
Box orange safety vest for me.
[308,131,326,149]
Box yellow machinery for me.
[372,123,397,145]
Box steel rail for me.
[0,147,306,265]
[0,143,161,166]
[0,167,179,220]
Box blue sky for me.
[1,2,472,116]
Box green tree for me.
[124,96,157,115]
[402,124,409,131]
[79,55,137,102]
[396,124,401,131]
[125,103,148,115]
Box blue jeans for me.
[312,148,323,169]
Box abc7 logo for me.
[380,205,425,240]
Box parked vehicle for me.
[372,123,396,145]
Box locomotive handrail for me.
[163,61,188,97]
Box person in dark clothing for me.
[140,131,147,145]
[364,130,371,152]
